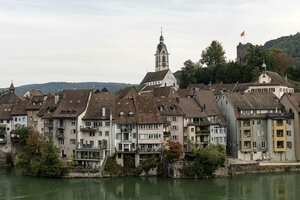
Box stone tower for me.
[237,42,250,65]
[155,32,169,72]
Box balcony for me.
[139,148,162,154]
[80,127,97,132]
[75,150,102,161]
[44,123,53,128]
[58,125,65,130]
[56,132,64,138]
[121,128,132,133]
[163,131,170,137]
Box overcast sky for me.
[0,0,300,88]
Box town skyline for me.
[1,0,300,88]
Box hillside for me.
[0,82,136,96]
[264,32,300,67]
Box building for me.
[280,93,300,161]
[26,95,45,132]
[0,104,13,152]
[139,33,178,93]
[245,63,294,98]
[218,92,295,161]
[52,89,91,159]
[194,90,227,147]
[237,42,250,64]
[24,89,43,98]
[75,92,116,168]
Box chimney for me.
[102,107,105,117]
[54,95,59,105]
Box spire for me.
[160,26,164,43]
[9,80,15,92]
[262,60,267,73]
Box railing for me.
[55,133,64,138]
[80,127,97,132]
[121,128,132,132]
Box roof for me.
[194,90,220,116]
[37,94,57,119]
[177,89,194,98]
[153,87,178,98]
[252,71,292,87]
[9,83,15,91]
[83,93,117,120]
[118,86,137,99]
[0,104,13,120]
[133,95,163,124]
[115,97,137,124]
[139,85,161,93]
[25,95,45,110]
[11,102,27,116]
[178,98,206,118]
[140,70,169,85]
[224,92,283,110]
[25,89,43,97]
[52,89,90,118]
[284,93,300,113]
[187,83,210,90]
[155,97,184,116]
[0,91,26,104]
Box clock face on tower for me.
[162,62,166,67]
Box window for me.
[277,141,284,149]
[41,128,44,132]
[191,128,194,132]
[58,138,64,145]
[85,122,91,127]
[286,119,291,125]
[244,141,251,149]
[14,118,17,122]
[262,141,266,148]
[172,135,178,140]
[243,130,251,138]
[70,129,76,134]
[89,132,95,137]
[105,131,109,136]
[244,120,250,127]
[120,112,124,117]
[277,130,284,137]
[105,122,110,126]
[257,120,262,126]
[0,120,3,123]
[253,142,256,148]
[133,133,136,138]
[70,119,76,126]
[172,126,177,131]
[172,117,177,122]
[287,142,292,149]
[191,136,194,141]
[184,136,187,142]
[70,139,76,145]
[90,141,94,147]
[98,131,102,136]
[276,120,283,126]
[287,131,292,137]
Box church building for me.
[139,32,178,93]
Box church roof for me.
[157,42,168,53]
[250,71,292,87]
[140,69,169,85]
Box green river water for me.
[0,168,300,200]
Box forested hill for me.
[264,32,300,67]
[0,82,135,96]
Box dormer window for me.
[128,112,134,117]
[120,112,124,117]
[158,106,164,111]
[170,105,177,111]
[33,102,36,105]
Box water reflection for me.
[0,168,299,200]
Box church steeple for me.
[9,81,15,93]
[155,29,169,72]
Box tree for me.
[272,52,295,76]
[164,141,183,162]
[101,87,109,93]
[179,60,198,88]
[25,132,44,156]
[11,125,33,148]
[200,40,226,67]
[251,67,261,81]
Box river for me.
[0,168,300,200]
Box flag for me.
[240,31,245,37]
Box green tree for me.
[11,125,33,148]
[179,60,198,88]
[272,52,295,76]
[243,44,276,69]
[200,40,226,67]
[251,66,261,81]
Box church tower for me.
[155,31,169,72]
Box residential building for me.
[76,93,116,168]
[218,92,295,161]
[280,93,300,161]
[0,104,13,152]
[26,95,45,131]
[52,89,91,159]
[245,63,294,98]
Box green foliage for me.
[200,40,226,67]
[251,67,261,81]
[136,155,159,175]
[16,135,67,177]
[164,141,183,162]
[264,32,300,67]
[104,154,123,176]
[179,60,198,88]
[243,44,275,69]
[11,125,33,148]
[181,144,226,178]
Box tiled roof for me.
[139,85,161,93]
[140,70,169,85]
[52,89,90,118]
[11,102,27,116]
[224,92,282,110]
[177,89,194,98]
[178,98,206,118]
[0,104,13,120]
[25,96,45,110]
[153,87,178,98]
[133,95,163,124]
[37,95,57,119]
[115,97,137,124]
[118,86,137,99]
[251,71,292,87]
[155,97,184,116]
[0,91,26,104]
[83,93,117,120]
[285,93,300,113]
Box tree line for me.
[179,40,299,89]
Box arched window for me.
[162,55,166,62]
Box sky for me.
[0,0,300,88]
